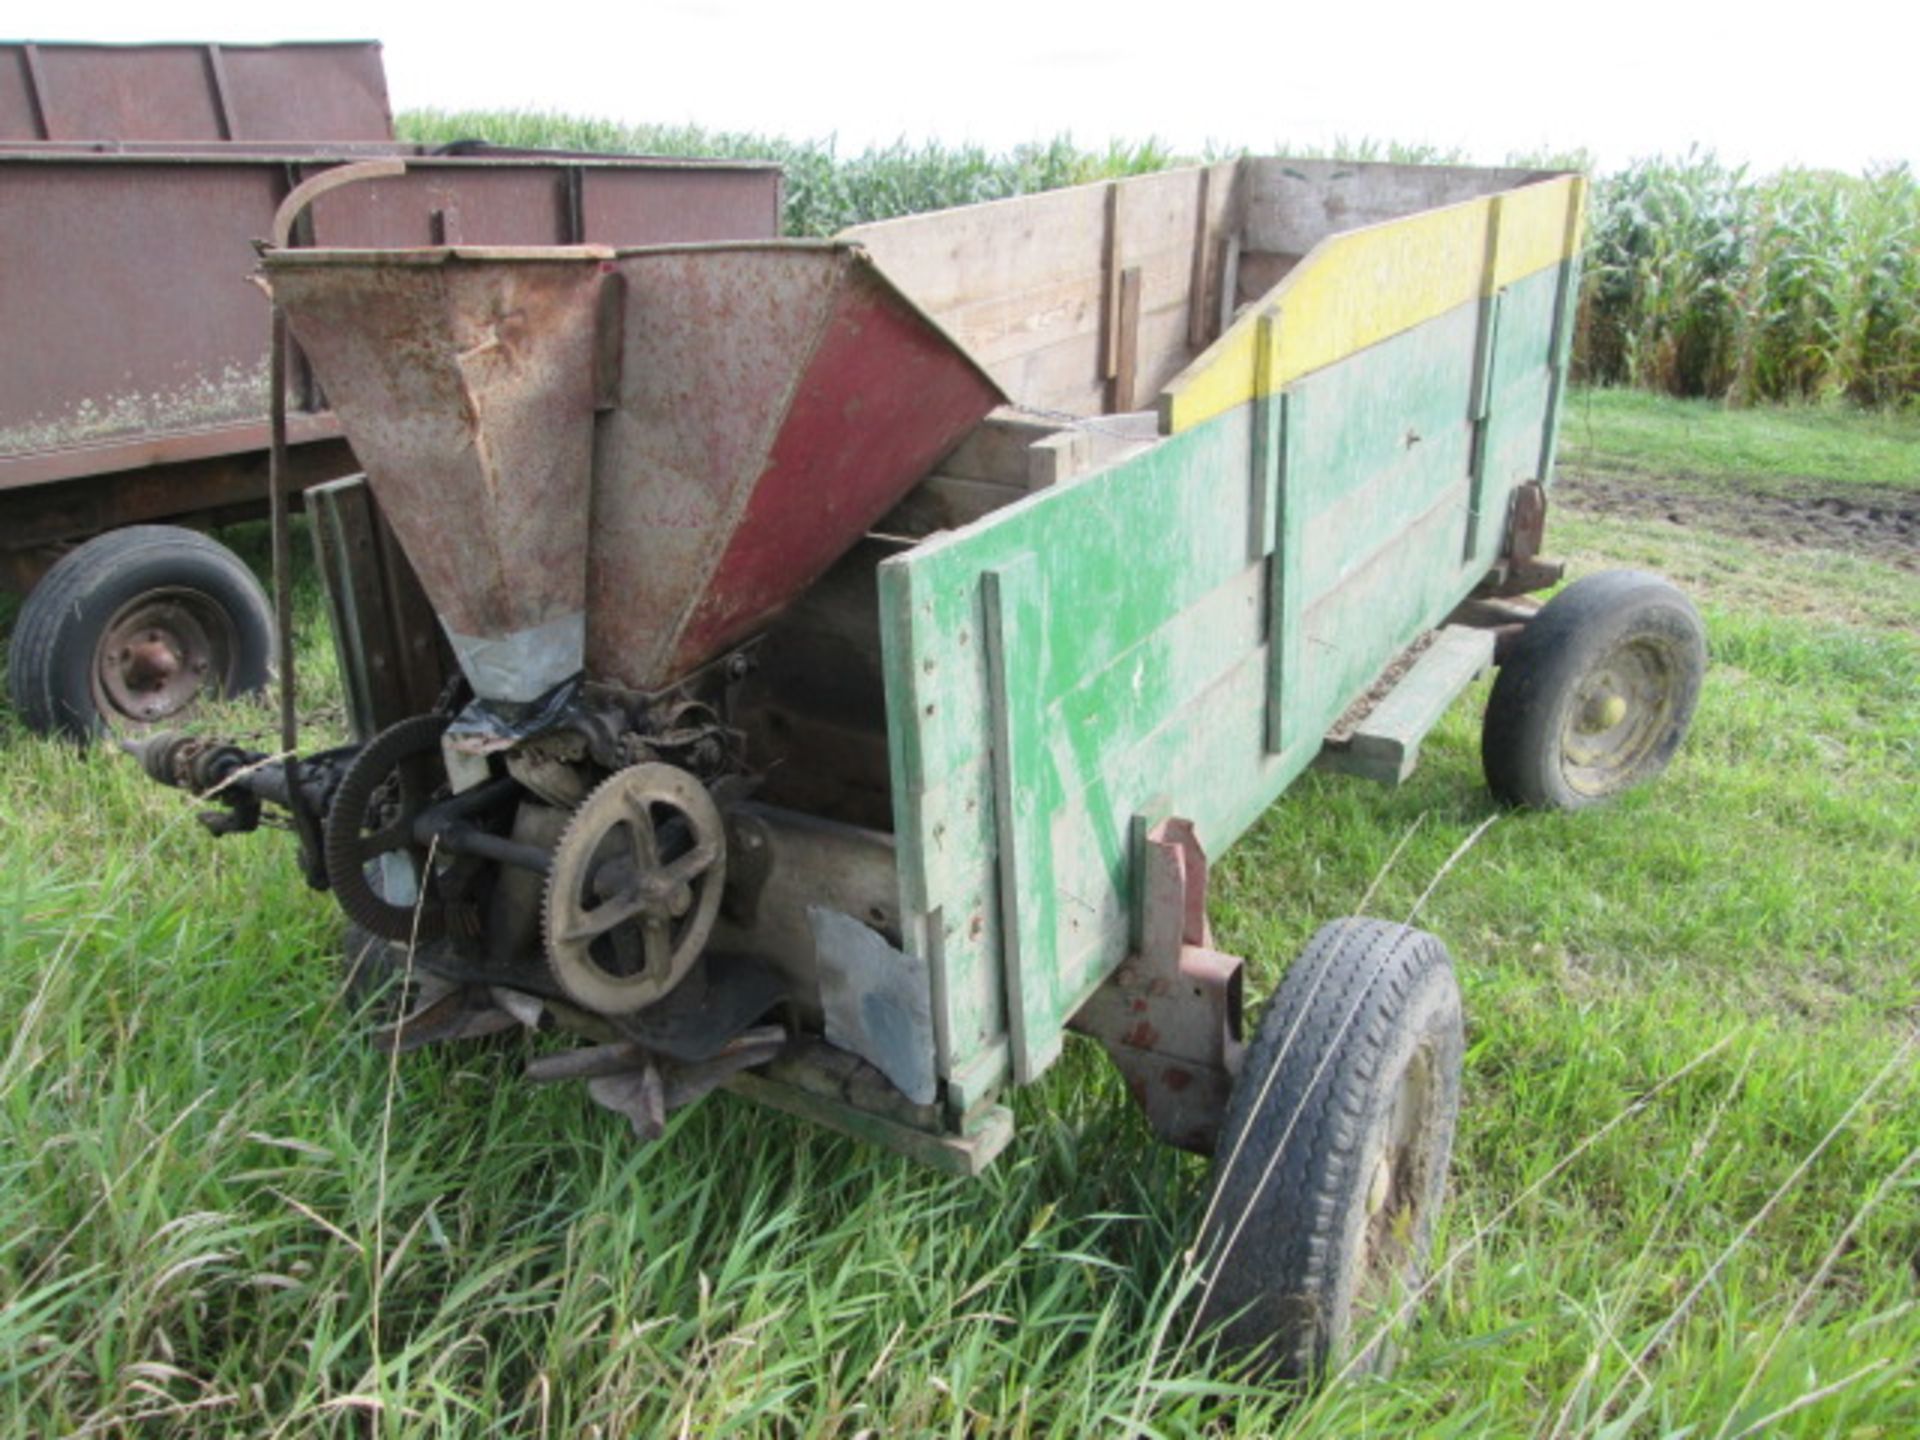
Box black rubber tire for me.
[1482,569,1706,811]
[1196,918,1464,1384]
[7,525,274,740]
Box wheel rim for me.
[1352,1040,1441,1342]
[1559,635,1683,799]
[92,588,237,727]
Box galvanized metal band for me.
[443,611,586,704]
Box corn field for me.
[400,111,1920,410]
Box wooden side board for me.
[845,163,1240,418]
[1240,157,1552,255]
[876,242,1573,1109]
[1159,172,1586,434]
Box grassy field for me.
[1,390,1917,1436]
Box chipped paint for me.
[0,360,270,458]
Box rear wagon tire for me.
[7,525,275,740]
[1482,569,1706,810]
[1196,917,1464,1384]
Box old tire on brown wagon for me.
[1196,918,1464,1384]
[1481,569,1706,810]
[6,525,274,740]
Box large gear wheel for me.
[543,763,727,1016]
[323,712,455,942]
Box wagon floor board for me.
[1318,624,1494,784]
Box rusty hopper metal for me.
[267,242,1004,703]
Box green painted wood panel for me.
[1284,299,1483,508]
[878,257,1570,1105]
[1489,261,1562,391]
[1538,256,1584,484]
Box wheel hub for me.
[1560,638,1683,798]
[1356,1043,1438,1327]
[94,592,230,726]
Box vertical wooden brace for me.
[1100,183,1125,383]
[1464,196,1506,565]
[1537,178,1588,483]
[982,555,1057,1085]
[1463,291,1504,565]
[923,904,953,1085]
[1218,234,1243,338]
[1186,167,1215,350]
[1259,328,1302,757]
[1248,309,1282,563]
[1109,267,1143,413]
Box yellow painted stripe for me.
[1160,175,1585,434]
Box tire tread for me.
[6,525,273,738]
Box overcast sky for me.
[13,0,1916,174]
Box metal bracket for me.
[1069,817,1245,1155]
[1474,479,1565,598]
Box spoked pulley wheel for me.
[324,713,458,942]
[542,763,727,1016]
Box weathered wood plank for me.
[1296,479,1483,727]
[1159,174,1584,434]
[982,554,1058,1083]
[884,405,1256,795]
[1318,625,1494,784]
[937,408,1068,484]
[1242,157,1549,256]
[1302,421,1477,602]
[845,182,1113,313]
[1284,296,1480,488]
[850,167,1216,417]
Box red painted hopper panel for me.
[586,245,1006,690]
[267,242,1003,702]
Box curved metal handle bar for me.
[271,157,407,249]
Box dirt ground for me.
[1556,469,1919,571]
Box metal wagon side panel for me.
[879,172,1585,1108]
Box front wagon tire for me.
[1196,918,1464,1383]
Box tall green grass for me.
[3,399,1918,1434]
[399,111,1920,411]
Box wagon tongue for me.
[265,243,1004,709]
